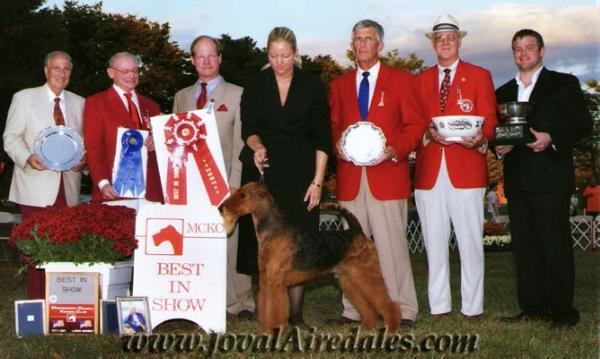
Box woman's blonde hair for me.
[263,26,302,69]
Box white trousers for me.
[415,154,485,316]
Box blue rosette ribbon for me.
[113,129,145,197]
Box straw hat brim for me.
[425,30,467,39]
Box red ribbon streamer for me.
[163,112,229,205]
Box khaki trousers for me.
[339,168,418,321]
[226,225,255,314]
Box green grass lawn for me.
[1,250,597,358]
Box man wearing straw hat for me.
[414,15,497,319]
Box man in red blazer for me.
[329,19,427,326]
[84,52,163,206]
[414,15,497,318]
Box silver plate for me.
[33,126,84,171]
[341,121,386,166]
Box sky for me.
[44,0,599,85]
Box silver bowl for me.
[497,101,532,124]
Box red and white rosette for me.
[163,112,229,206]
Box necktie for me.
[439,68,451,112]
[53,98,65,126]
[124,93,141,129]
[358,71,370,120]
[196,82,208,109]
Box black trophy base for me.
[493,125,533,145]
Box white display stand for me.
[41,261,133,300]
[132,108,228,333]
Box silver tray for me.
[341,121,386,166]
[33,126,84,171]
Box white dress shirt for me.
[355,61,381,109]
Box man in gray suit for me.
[3,51,85,298]
[172,36,253,319]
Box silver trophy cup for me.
[494,101,534,144]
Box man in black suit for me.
[496,29,592,328]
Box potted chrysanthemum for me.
[10,203,137,298]
[483,221,511,251]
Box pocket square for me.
[217,104,228,112]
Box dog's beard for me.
[221,212,239,236]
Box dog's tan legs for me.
[257,279,269,333]
[337,274,378,329]
[345,257,402,332]
[260,272,290,333]
[267,274,290,332]
[355,274,401,332]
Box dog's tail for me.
[321,203,364,236]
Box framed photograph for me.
[116,296,151,335]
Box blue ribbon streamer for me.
[113,130,145,197]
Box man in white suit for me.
[172,36,253,319]
[3,50,85,298]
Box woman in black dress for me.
[239,26,331,325]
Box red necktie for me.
[124,93,141,129]
[52,98,67,193]
[196,82,207,109]
[53,98,65,126]
[439,68,451,112]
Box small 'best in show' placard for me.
[46,272,99,334]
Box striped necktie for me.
[440,68,451,112]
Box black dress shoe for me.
[500,311,548,323]
[463,314,483,320]
[236,310,256,320]
[326,316,359,325]
[551,310,579,329]
[289,313,306,326]
[400,319,415,328]
[431,312,450,318]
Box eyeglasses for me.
[433,34,459,43]
[110,67,140,75]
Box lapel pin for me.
[378,91,385,107]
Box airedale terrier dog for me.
[219,182,401,334]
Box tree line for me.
[1,1,426,115]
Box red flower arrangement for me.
[482,221,511,251]
[10,203,137,266]
[483,221,509,236]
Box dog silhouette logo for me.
[152,225,184,255]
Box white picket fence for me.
[2,210,596,262]
[319,210,600,253]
